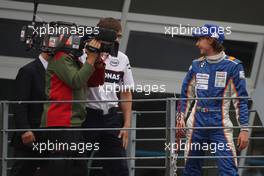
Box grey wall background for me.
[13,0,264,25]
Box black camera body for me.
[20,21,119,57]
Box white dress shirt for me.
[39,54,48,70]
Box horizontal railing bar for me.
[135,110,257,114]
[2,155,264,160]
[134,166,165,169]
[7,165,264,170]
[6,167,104,170]
[133,166,264,169]
[7,136,263,143]
[0,96,251,104]
[134,138,166,141]
[135,111,166,114]
[5,137,263,144]
[173,126,263,129]
[7,110,257,118]
[171,156,264,159]
[3,127,165,132]
[2,99,165,104]
[186,110,257,113]
[3,156,166,160]
[2,126,263,132]
[135,136,264,141]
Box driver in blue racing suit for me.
[177,24,249,176]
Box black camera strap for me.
[86,45,100,54]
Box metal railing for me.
[0,97,263,176]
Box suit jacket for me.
[12,58,46,147]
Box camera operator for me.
[11,52,48,176]
[81,17,134,176]
[40,39,100,176]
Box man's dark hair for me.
[202,36,225,53]
[211,38,225,53]
[97,17,122,33]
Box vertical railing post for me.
[165,99,176,176]
[1,102,9,176]
[0,102,2,175]
[127,111,136,176]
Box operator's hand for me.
[94,57,105,69]
[21,131,36,146]
[118,126,129,149]
[176,113,186,138]
[237,130,249,151]
[86,39,101,66]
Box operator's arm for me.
[52,53,95,89]
[51,40,100,89]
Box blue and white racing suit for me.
[178,54,249,176]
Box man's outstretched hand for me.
[237,130,249,151]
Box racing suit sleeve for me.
[230,63,249,131]
[52,54,95,89]
[178,64,196,119]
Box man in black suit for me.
[10,52,49,176]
